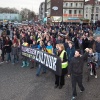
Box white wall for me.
[84,4,100,22]
[0,13,22,21]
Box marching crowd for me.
[0,23,100,100]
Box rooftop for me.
[85,0,100,5]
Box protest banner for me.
[21,46,62,76]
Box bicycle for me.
[86,61,97,82]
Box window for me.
[79,10,81,14]
[71,3,73,7]
[76,3,77,7]
[96,7,99,13]
[91,14,94,20]
[96,14,98,20]
[86,14,87,17]
[66,3,68,6]
[74,10,77,14]
[69,10,72,14]
[81,3,83,7]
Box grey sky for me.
[0,0,45,13]
[0,0,99,13]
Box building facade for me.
[0,13,22,22]
[84,0,100,23]
[39,2,46,23]
[45,0,84,23]
[63,0,84,22]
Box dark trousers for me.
[12,55,19,63]
[1,48,6,61]
[91,63,96,75]
[71,75,85,96]
[55,75,65,86]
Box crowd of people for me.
[0,23,100,100]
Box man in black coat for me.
[82,35,89,53]
[68,48,89,100]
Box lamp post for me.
[80,20,83,30]
[3,13,4,25]
[45,12,48,25]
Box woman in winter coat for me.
[55,44,68,89]
[5,36,12,62]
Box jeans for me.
[12,55,18,63]
[36,64,46,75]
[95,52,100,67]
[7,53,11,61]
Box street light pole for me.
[45,12,48,25]
[91,0,95,31]
[3,13,4,25]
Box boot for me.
[26,61,29,67]
[21,61,26,67]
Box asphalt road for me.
[0,59,100,100]
[0,28,100,100]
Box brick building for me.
[45,0,84,23]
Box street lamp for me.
[45,12,48,24]
[91,0,98,30]
[3,13,5,25]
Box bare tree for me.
[20,8,35,21]
[0,7,19,13]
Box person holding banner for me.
[21,38,29,67]
[30,41,38,69]
[55,44,68,89]
[36,41,47,76]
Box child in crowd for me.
[46,41,53,54]
[36,41,46,76]
[21,39,29,67]
[11,43,19,64]
[87,48,98,78]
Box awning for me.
[68,18,79,20]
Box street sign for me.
[52,6,58,11]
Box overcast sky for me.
[0,0,99,13]
[0,0,45,13]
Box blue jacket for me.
[67,47,75,62]
[31,44,38,49]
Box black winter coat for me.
[82,38,89,50]
[68,52,88,76]
[5,40,12,53]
